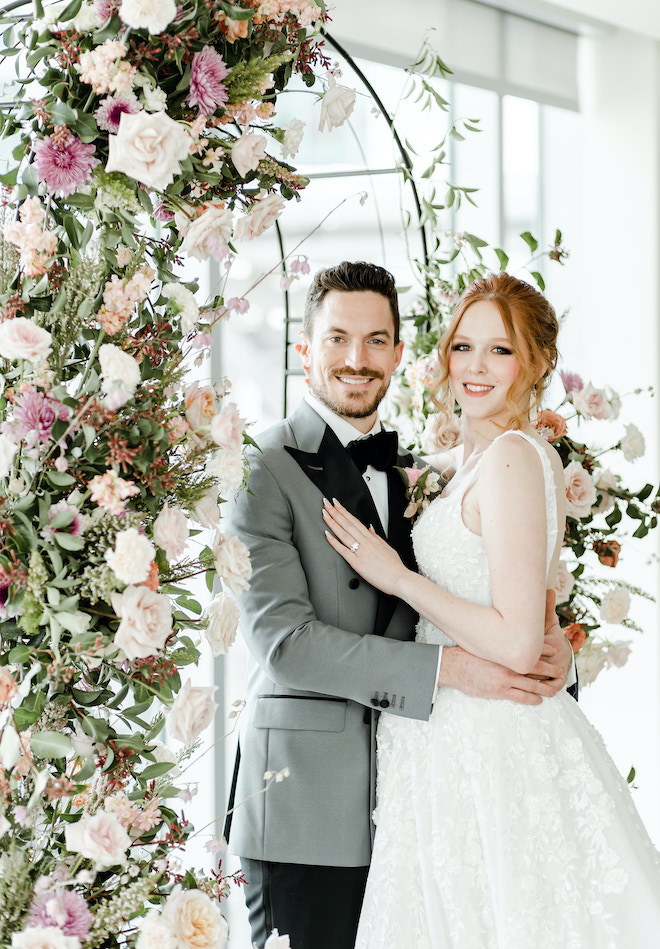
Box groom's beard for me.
[309,367,389,420]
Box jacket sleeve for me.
[226,447,440,721]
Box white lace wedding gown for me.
[356,431,660,949]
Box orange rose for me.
[141,561,160,592]
[564,623,587,653]
[593,539,621,568]
[534,410,567,442]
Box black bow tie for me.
[346,430,399,474]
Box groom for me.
[225,261,572,949]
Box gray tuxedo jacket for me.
[226,401,440,867]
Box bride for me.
[323,272,660,948]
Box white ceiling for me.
[479,0,660,39]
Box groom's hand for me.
[525,590,572,689]
[437,646,561,705]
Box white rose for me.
[105,527,155,584]
[213,531,252,595]
[0,434,18,478]
[106,111,191,191]
[152,502,189,562]
[162,283,199,335]
[168,679,218,744]
[136,910,178,949]
[231,132,267,177]
[599,586,631,625]
[99,343,141,407]
[607,640,632,668]
[162,886,228,949]
[264,932,291,949]
[72,2,101,31]
[281,118,305,160]
[553,560,574,605]
[564,460,597,519]
[111,584,173,661]
[208,449,244,494]
[11,928,81,949]
[234,193,285,242]
[204,593,240,657]
[70,720,94,759]
[592,468,619,514]
[607,387,621,419]
[149,739,180,776]
[119,0,177,33]
[572,381,610,420]
[620,423,645,462]
[192,486,220,529]
[180,203,234,262]
[575,640,609,687]
[0,318,52,363]
[318,76,356,132]
[64,810,131,869]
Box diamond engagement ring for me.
[350,541,360,553]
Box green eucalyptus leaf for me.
[54,532,85,551]
[31,730,73,759]
[140,762,177,780]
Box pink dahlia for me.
[187,46,229,113]
[34,134,99,198]
[560,370,584,395]
[28,888,93,939]
[95,94,141,133]
[7,389,70,447]
[95,0,121,23]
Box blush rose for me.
[152,503,189,562]
[168,679,218,744]
[564,461,597,519]
[162,886,228,949]
[234,194,285,242]
[180,203,233,262]
[318,76,356,132]
[204,593,240,657]
[106,111,191,191]
[111,584,173,661]
[212,531,252,595]
[0,318,52,363]
[64,810,131,869]
[572,382,610,420]
[231,131,267,177]
[209,401,245,452]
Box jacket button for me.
[379,699,390,709]
[370,697,379,707]
[349,578,360,590]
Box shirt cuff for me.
[431,645,444,706]
[566,652,577,688]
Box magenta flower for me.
[94,0,121,23]
[34,134,99,197]
[560,370,584,395]
[41,500,86,543]
[95,94,141,133]
[28,888,93,939]
[6,389,69,447]
[187,46,229,113]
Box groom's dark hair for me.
[303,261,401,343]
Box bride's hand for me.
[322,498,408,595]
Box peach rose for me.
[168,679,218,744]
[564,461,597,519]
[111,584,173,661]
[0,667,17,706]
[553,560,574,605]
[213,531,252,596]
[184,381,216,443]
[572,381,611,420]
[318,76,356,132]
[209,402,245,452]
[534,409,567,442]
[180,203,234,262]
[231,131,267,177]
[64,810,131,869]
[234,193,285,242]
[162,886,228,949]
[204,593,240,657]
[593,538,621,568]
[105,527,155,585]
[563,622,586,654]
[599,586,631,625]
[0,317,52,364]
[153,503,189,562]
[106,111,191,191]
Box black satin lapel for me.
[374,452,417,636]
[285,425,385,537]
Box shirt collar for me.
[304,392,382,447]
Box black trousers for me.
[241,858,369,949]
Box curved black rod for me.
[321,30,430,276]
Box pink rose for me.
[234,194,285,242]
[0,667,17,706]
[209,402,245,452]
[572,382,610,420]
[231,132,267,177]
[64,810,131,869]
[168,679,218,744]
[0,317,52,363]
[106,111,191,191]
[184,381,216,442]
[213,531,252,595]
[204,593,240,657]
[403,466,424,487]
[180,203,233,262]
[553,560,574,605]
[105,527,155,584]
[318,76,356,132]
[162,886,228,949]
[192,487,220,529]
[564,461,597,519]
[153,503,189,562]
[111,584,173,661]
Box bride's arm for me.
[323,435,548,674]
